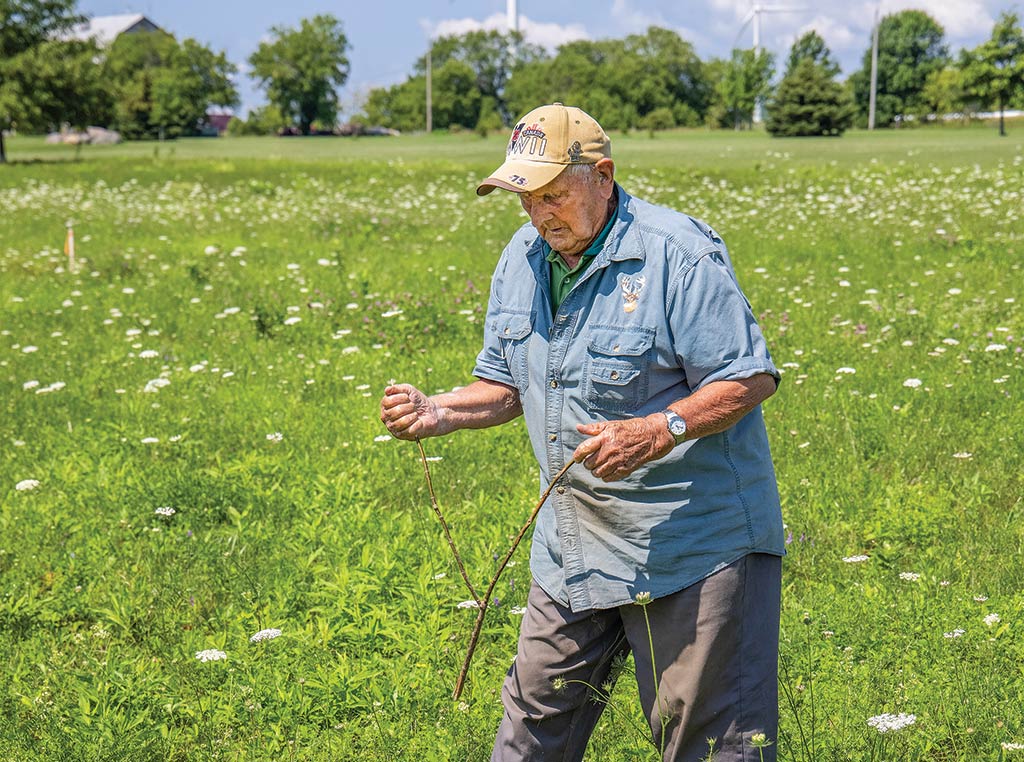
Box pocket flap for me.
[587,327,654,356]
[589,360,641,386]
[497,312,532,341]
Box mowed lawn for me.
[0,126,1022,760]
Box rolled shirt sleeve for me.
[668,251,780,392]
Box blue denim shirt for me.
[473,185,784,611]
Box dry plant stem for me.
[416,438,479,602]
[415,438,575,699]
[451,458,576,700]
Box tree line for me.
[0,0,351,160]
[365,10,1024,138]
[2,0,1023,164]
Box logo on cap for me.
[567,141,583,163]
[507,122,547,158]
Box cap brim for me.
[476,158,569,196]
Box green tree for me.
[104,31,237,139]
[504,28,711,131]
[475,96,503,137]
[766,57,855,136]
[919,66,971,123]
[227,104,287,136]
[960,12,1024,136]
[249,14,350,134]
[0,0,85,161]
[362,77,425,133]
[849,10,948,127]
[786,30,840,78]
[417,30,544,124]
[709,48,774,130]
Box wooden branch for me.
[414,440,576,700]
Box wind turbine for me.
[507,0,519,35]
[734,3,805,123]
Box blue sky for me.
[78,0,1012,117]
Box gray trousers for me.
[491,553,781,762]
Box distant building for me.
[65,14,162,47]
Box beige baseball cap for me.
[476,103,611,196]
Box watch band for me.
[661,409,688,445]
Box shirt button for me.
[563,277,570,283]
[504,327,510,335]
[610,370,620,380]
[548,433,557,442]
[550,379,558,388]
[556,486,566,494]
[612,345,620,352]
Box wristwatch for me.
[661,409,688,445]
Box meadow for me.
[0,125,1022,761]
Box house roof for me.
[65,14,161,46]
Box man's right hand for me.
[380,383,443,440]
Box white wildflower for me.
[195,649,227,662]
[23,380,39,390]
[250,628,282,643]
[373,434,392,442]
[22,345,38,353]
[510,607,527,615]
[974,595,988,602]
[284,316,301,326]
[835,367,856,374]
[141,437,159,444]
[842,554,869,563]
[899,572,921,581]
[943,629,965,638]
[867,712,916,733]
[266,432,283,443]
[1002,742,1024,752]
[457,600,480,609]
[903,378,922,388]
[138,349,159,359]
[952,452,972,459]
[189,364,205,373]
[984,613,1001,627]
[144,377,170,393]
[15,479,40,491]
[381,309,403,318]
[984,343,1007,352]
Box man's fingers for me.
[381,393,411,410]
[573,436,604,464]
[576,422,605,435]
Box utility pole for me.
[425,42,432,134]
[507,0,518,34]
[868,6,879,130]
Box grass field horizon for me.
[1,126,1022,760]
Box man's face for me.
[519,159,615,256]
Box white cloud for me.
[876,0,993,38]
[796,16,857,50]
[610,0,700,43]
[424,13,588,51]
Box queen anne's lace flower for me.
[867,712,916,733]
[250,628,282,643]
[195,649,227,662]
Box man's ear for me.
[594,158,615,190]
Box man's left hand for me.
[573,416,674,481]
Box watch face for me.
[669,419,686,436]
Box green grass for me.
[0,126,1022,760]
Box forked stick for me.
[415,438,575,700]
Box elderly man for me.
[380,103,784,761]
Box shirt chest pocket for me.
[583,326,655,414]
[497,311,533,394]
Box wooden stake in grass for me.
[415,438,575,700]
